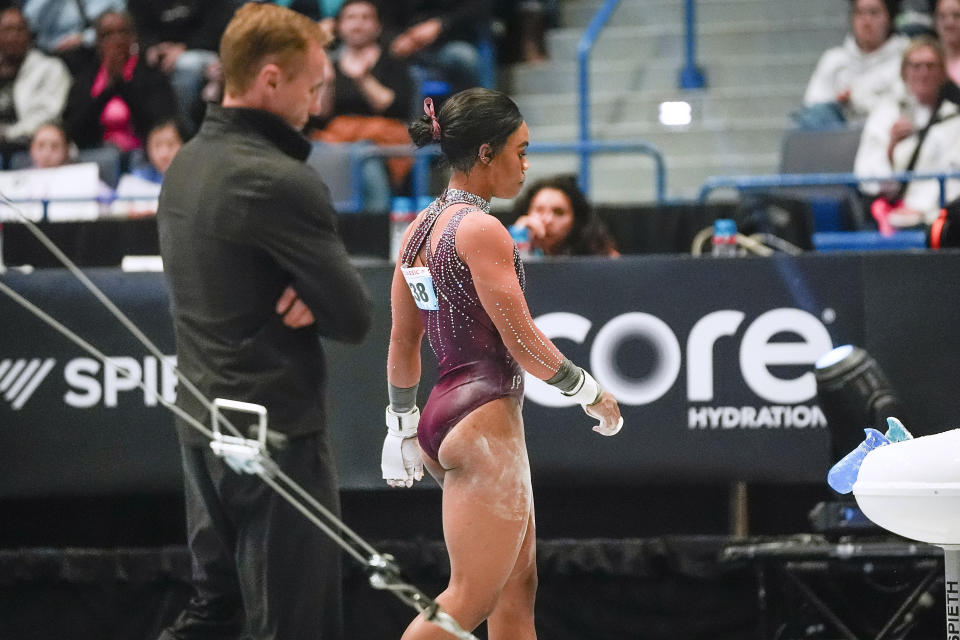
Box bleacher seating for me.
[306,142,364,213]
[507,0,847,203]
[777,126,867,232]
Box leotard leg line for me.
[418,360,524,462]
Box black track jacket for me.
[158,104,371,446]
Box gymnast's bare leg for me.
[402,397,537,640]
[384,88,622,639]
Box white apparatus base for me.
[854,428,960,547]
[853,427,960,638]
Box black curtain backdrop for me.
[0,537,945,639]
[0,539,758,640]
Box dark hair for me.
[409,87,524,173]
[849,0,899,38]
[147,117,190,143]
[511,174,618,256]
[94,10,136,40]
[337,0,381,20]
[849,0,899,14]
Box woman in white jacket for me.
[854,36,960,229]
[796,0,908,129]
[0,8,72,152]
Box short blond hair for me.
[901,35,946,78]
[220,3,331,96]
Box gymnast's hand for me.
[276,286,315,328]
[382,433,424,488]
[585,389,623,436]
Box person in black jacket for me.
[382,0,493,93]
[126,0,235,131]
[155,4,370,639]
[311,0,415,211]
[64,10,177,152]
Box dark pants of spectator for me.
[158,433,343,640]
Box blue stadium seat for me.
[307,142,364,213]
[813,230,927,251]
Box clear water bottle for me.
[389,196,416,262]
[711,218,738,257]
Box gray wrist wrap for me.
[388,383,419,413]
[545,358,580,394]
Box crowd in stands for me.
[796,0,908,129]
[796,0,960,234]
[854,34,960,229]
[3,0,959,252]
[0,0,560,220]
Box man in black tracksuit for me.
[156,5,369,639]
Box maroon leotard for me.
[401,190,526,461]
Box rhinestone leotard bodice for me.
[401,189,526,371]
[401,189,526,460]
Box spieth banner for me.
[1,253,958,497]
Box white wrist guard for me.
[561,368,602,406]
[385,405,419,438]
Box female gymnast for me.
[382,87,623,639]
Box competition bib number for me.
[401,267,439,311]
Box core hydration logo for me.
[524,308,831,430]
[0,358,56,410]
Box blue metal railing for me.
[525,140,666,203]
[698,170,960,208]
[337,139,667,211]
[577,0,621,192]
[680,0,706,89]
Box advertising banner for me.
[1,253,958,497]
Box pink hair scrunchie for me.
[423,97,441,141]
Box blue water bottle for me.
[509,224,534,260]
[711,218,738,257]
[389,196,415,262]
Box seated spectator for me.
[510,174,620,257]
[98,114,175,211]
[21,0,125,71]
[854,36,960,230]
[381,0,493,95]
[26,120,116,206]
[126,0,234,132]
[0,7,72,166]
[494,0,556,64]
[0,122,110,221]
[795,0,908,129]
[112,118,185,217]
[28,120,72,168]
[312,0,414,212]
[936,0,960,82]
[64,11,177,154]
[128,117,185,184]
